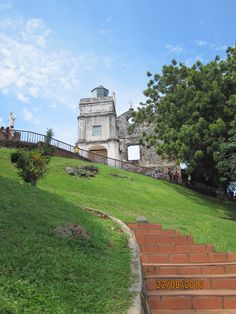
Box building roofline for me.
[79,96,113,104]
[91,85,109,93]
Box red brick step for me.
[146,274,236,290]
[151,310,236,314]
[143,262,236,275]
[136,234,194,244]
[139,243,214,254]
[141,252,236,264]
[127,223,162,230]
[148,290,236,310]
[127,222,236,313]
[132,229,181,236]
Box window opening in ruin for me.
[128,145,140,161]
[92,125,102,136]
[128,117,135,124]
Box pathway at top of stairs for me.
[127,223,236,314]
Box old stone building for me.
[116,109,176,172]
[77,86,177,173]
[77,86,120,161]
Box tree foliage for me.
[40,128,55,158]
[214,129,236,186]
[133,45,236,190]
[11,129,55,186]
[11,149,49,186]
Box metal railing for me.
[2,129,230,199]
[14,129,75,152]
[11,129,180,182]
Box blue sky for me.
[0,0,235,144]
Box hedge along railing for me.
[13,129,179,182]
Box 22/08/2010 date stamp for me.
[156,279,204,289]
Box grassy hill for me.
[0,149,131,313]
[0,147,236,313]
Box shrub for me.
[39,128,55,158]
[11,149,49,186]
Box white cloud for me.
[195,40,207,47]
[101,55,113,68]
[0,116,5,126]
[23,107,32,121]
[0,17,23,30]
[171,46,183,53]
[0,0,13,10]
[195,55,204,62]
[99,29,112,35]
[1,88,8,94]
[28,86,38,97]
[0,17,112,108]
[22,107,39,125]
[164,44,183,53]
[121,62,135,70]
[16,77,27,88]
[23,19,51,48]
[184,54,205,66]
[16,92,28,102]
[106,16,112,22]
[50,101,57,109]
[52,121,78,144]
[211,44,227,52]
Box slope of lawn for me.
[0,149,131,314]
[41,152,236,252]
[0,147,236,312]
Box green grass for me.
[0,147,236,312]
[0,149,131,314]
[39,151,235,252]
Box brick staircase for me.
[127,223,236,314]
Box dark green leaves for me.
[134,45,236,190]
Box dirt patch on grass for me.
[55,224,90,240]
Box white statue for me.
[9,112,16,128]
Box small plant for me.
[39,128,55,158]
[11,149,49,186]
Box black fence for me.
[1,129,232,200]
[11,129,180,182]
[3,129,232,198]
[15,129,74,152]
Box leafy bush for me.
[39,128,55,158]
[11,149,49,186]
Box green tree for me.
[214,129,236,188]
[39,128,55,158]
[133,45,236,193]
[11,149,49,186]
[11,129,54,186]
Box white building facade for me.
[77,86,120,162]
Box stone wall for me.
[116,109,179,174]
[0,129,20,142]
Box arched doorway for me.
[88,145,108,164]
